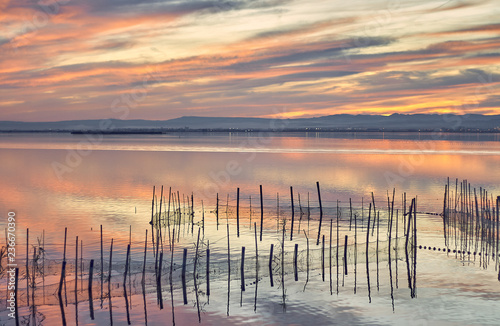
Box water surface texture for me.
[1,132,500,325]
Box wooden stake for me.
[58,261,66,296]
[89,259,94,320]
[260,185,264,241]
[182,248,188,305]
[142,230,147,285]
[321,235,325,282]
[269,244,274,287]
[316,182,323,245]
[366,203,372,303]
[100,225,103,286]
[237,188,240,238]
[216,193,219,230]
[241,247,246,292]
[294,243,299,281]
[344,235,348,276]
[290,186,295,241]
[75,236,78,295]
[123,244,130,286]
[108,239,113,283]
[207,242,210,298]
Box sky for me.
[0,0,499,122]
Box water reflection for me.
[2,134,500,247]
[1,134,500,324]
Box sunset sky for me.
[0,0,499,122]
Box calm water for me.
[1,132,500,325]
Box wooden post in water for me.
[316,182,323,245]
[206,242,210,299]
[281,220,285,310]
[303,230,310,287]
[354,212,357,294]
[249,196,252,228]
[254,223,259,312]
[80,240,83,292]
[75,236,78,296]
[371,192,377,236]
[254,223,259,286]
[260,185,264,241]
[413,197,417,298]
[157,251,163,309]
[344,235,348,276]
[142,230,147,285]
[336,201,339,294]
[349,198,353,231]
[100,226,104,303]
[290,186,295,241]
[100,225,103,287]
[237,188,240,238]
[366,203,372,303]
[241,247,246,292]
[124,244,130,286]
[376,211,380,291]
[194,228,201,277]
[182,248,188,305]
[403,192,407,236]
[269,244,274,287]
[226,224,230,316]
[191,193,194,234]
[167,187,171,249]
[108,239,113,283]
[169,228,176,325]
[276,192,280,233]
[321,235,325,282]
[26,228,29,306]
[58,261,66,296]
[395,210,399,289]
[329,219,333,295]
[89,259,94,320]
[405,199,414,295]
[294,243,299,281]
[151,186,155,226]
[443,185,448,247]
[497,196,499,276]
[216,193,219,230]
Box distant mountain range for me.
[1,114,499,132]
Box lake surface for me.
[1,132,500,325]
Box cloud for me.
[1,0,500,121]
[92,39,137,51]
[227,37,394,73]
[81,0,291,16]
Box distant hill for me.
[1,114,499,132]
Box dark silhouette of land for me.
[1,114,499,133]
